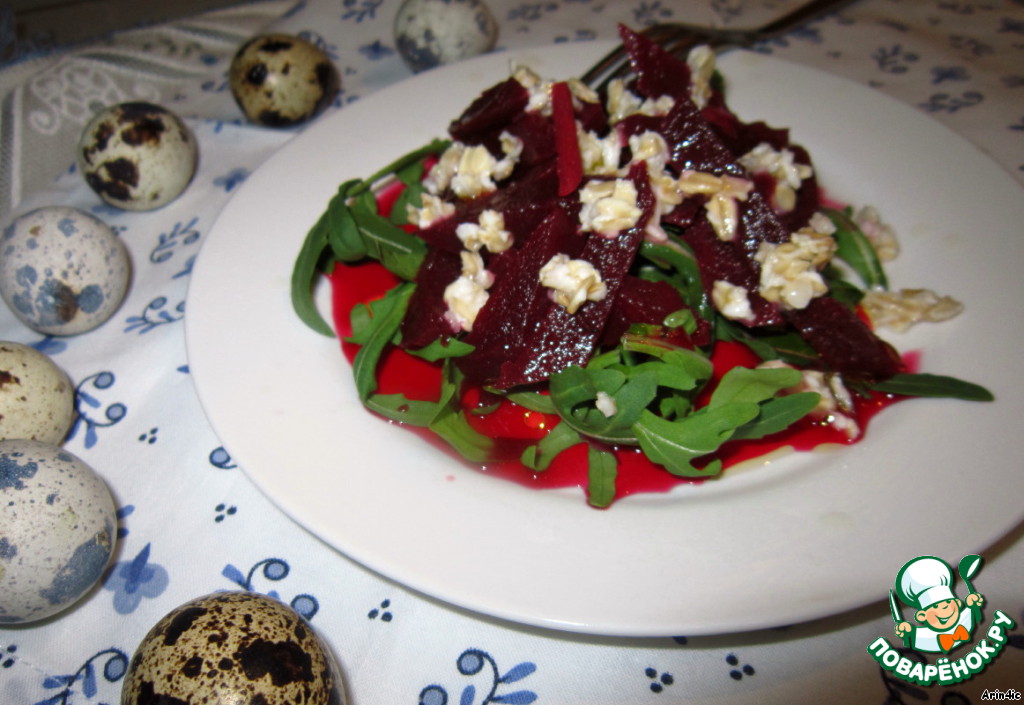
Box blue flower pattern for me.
[419,649,538,705]
[149,217,201,265]
[221,558,320,620]
[34,649,129,705]
[68,372,126,449]
[2,1,1021,704]
[102,543,170,615]
[123,296,186,333]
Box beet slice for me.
[400,247,463,349]
[449,77,530,145]
[681,218,784,328]
[493,163,656,388]
[457,207,585,383]
[415,161,562,254]
[599,276,710,348]
[618,24,691,101]
[661,99,746,177]
[552,81,583,196]
[783,297,903,382]
[504,110,556,167]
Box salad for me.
[292,25,991,507]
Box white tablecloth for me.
[1,1,1022,703]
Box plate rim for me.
[186,41,1024,637]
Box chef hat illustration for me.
[895,556,956,610]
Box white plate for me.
[186,42,1024,636]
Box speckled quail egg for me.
[394,0,498,73]
[229,33,340,127]
[0,342,75,444]
[0,439,116,624]
[122,591,346,705]
[0,206,130,335]
[78,102,198,210]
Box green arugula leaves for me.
[540,333,819,490]
[292,137,994,510]
[291,139,450,337]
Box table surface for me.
[1,0,1022,703]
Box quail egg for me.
[0,439,117,624]
[229,33,340,127]
[122,591,346,705]
[0,342,75,444]
[0,206,130,335]
[394,0,498,73]
[78,102,198,211]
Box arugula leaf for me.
[633,404,759,477]
[521,422,581,471]
[586,446,618,508]
[428,360,492,462]
[406,337,475,362]
[731,392,820,441]
[364,393,438,426]
[822,268,866,309]
[388,181,425,225]
[549,366,624,411]
[326,180,366,262]
[638,238,713,319]
[502,390,557,414]
[349,283,414,400]
[708,365,803,408]
[663,308,698,336]
[291,212,334,337]
[558,369,658,444]
[357,138,450,193]
[621,331,714,383]
[824,206,889,290]
[351,206,426,281]
[291,139,449,338]
[717,319,820,367]
[865,373,994,402]
[627,365,810,476]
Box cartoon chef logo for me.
[868,553,1016,686]
[891,554,984,654]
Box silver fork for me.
[581,0,857,90]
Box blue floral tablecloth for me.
[1,1,1022,703]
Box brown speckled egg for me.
[229,33,340,127]
[121,591,346,705]
[0,342,75,444]
[77,102,198,211]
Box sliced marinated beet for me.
[449,77,530,144]
[618,24,691,101]
[458,207,585,383]
[772,144,820,234]
[552,81,583,196]
[660,97,745,177]
[737,190,792,253]
[681,218,784,327]
[575,96,608,135]
[599,276,710,348]
[400,247,463,349]
[415,161,562,254]
[493,163,656,388]
[661,197,704,229]
[713,117,791,158]
[505,110,556,167]
[783,296,904,382]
